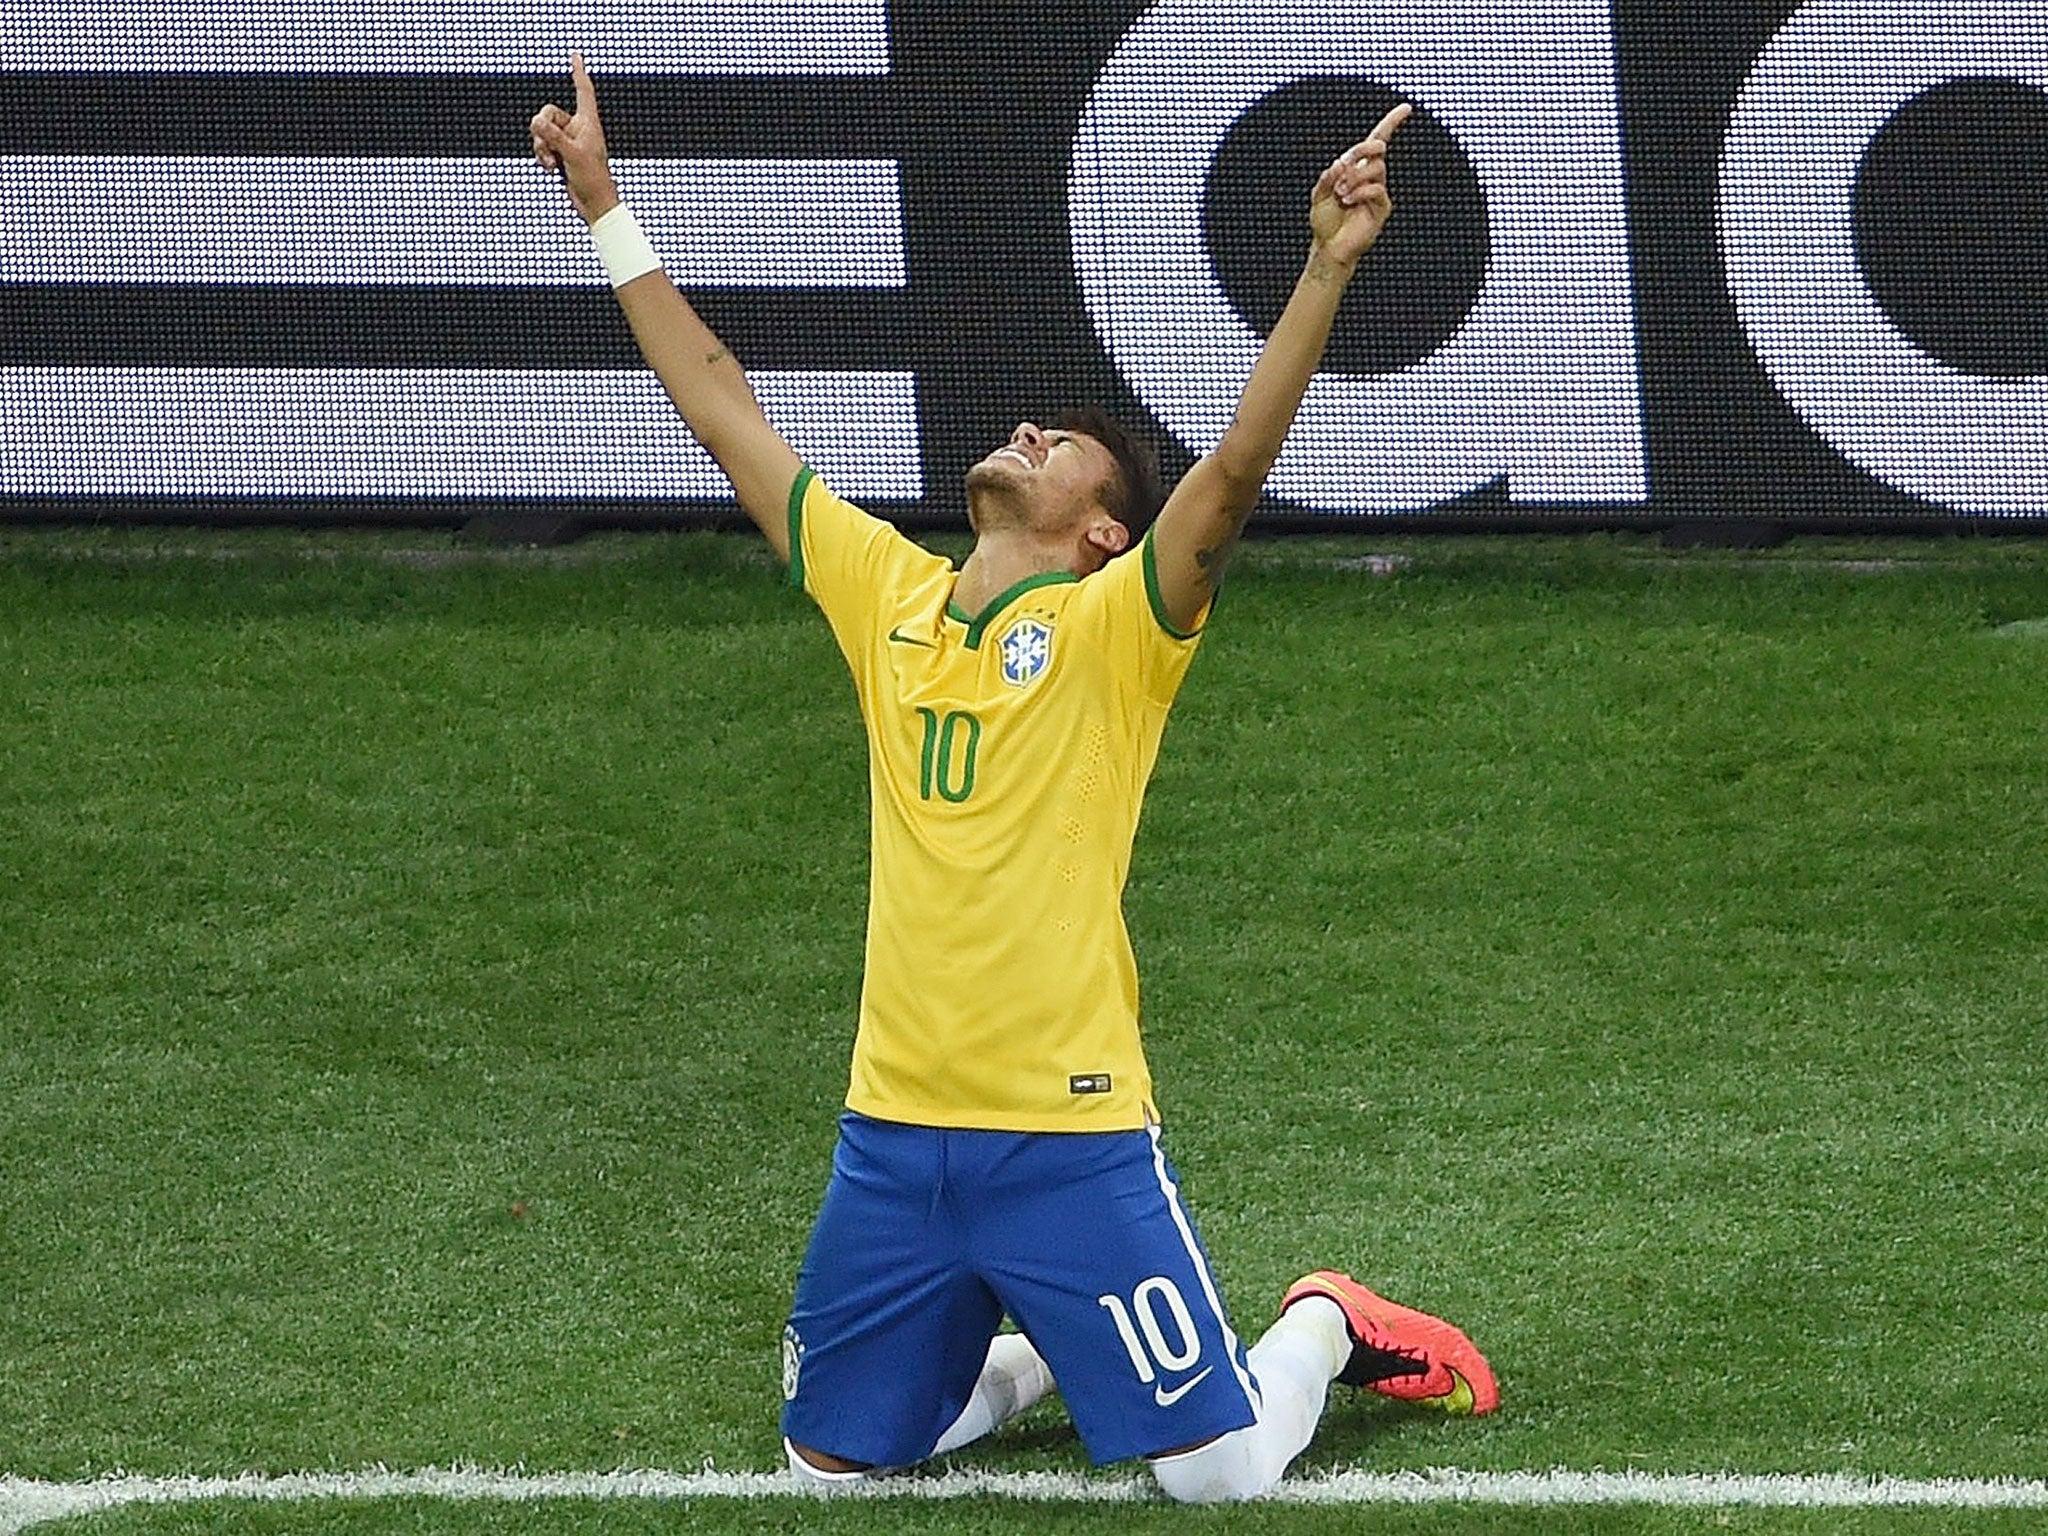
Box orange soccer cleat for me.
[1282,1269,1500,1416]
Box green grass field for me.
[3,527,2046,1534]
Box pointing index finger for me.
[571,50,597,116]
[1368,101,1413,149]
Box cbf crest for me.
[999,617,1053,688]
[782,1324,804,1400]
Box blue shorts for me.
[780,1112,1260,1467]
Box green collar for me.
[950,570,1079,649]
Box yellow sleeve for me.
[785,465,948,679]
[1069,526,1212,710]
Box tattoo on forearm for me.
[1194,508,1258,582]
[1304,251,1353,289]
[704,346,729,367]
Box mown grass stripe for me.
[7,1466,2048,1529]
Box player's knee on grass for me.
[785,1439,872,1493]
[1148,1428,1286,1503]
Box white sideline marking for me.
[6,1466,2048,1530]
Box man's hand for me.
[1146,102,1412,633]
[530,52,621,225]
[1307,103,1412,268]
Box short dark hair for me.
[1055,405,1163,540]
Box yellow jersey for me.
[788,466,1207,1132]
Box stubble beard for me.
[963,459,1034,533]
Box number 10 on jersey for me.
[915,707,981,803]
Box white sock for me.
[930,1332,1057,1456]
[1243,1295,1348,1442]
[784,1439,869,1493]
[1149,1296,1350,1504]
[1267,1294,1354,1379]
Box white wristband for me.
[589,202,663,289]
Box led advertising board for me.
[3,1,2045,527]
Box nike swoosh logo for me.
[1153,1366,1214,1408]
[887,627,935,648]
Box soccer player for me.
[530,55,1497,1502]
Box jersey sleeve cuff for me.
[786,464,816,590]
[1141,526,1207,640]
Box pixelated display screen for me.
[2,1,2046,525]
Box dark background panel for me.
[5,0,2047,528]
[1611,0,1883,523]
[882,1,1159,502]
[1854,77,2048,381]
[12,72,900,157]
[1205,81,1490,377]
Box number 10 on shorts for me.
[1098,1276,1202,1382]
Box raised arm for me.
[530,55,801,562]
[1148,104,1412,633]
